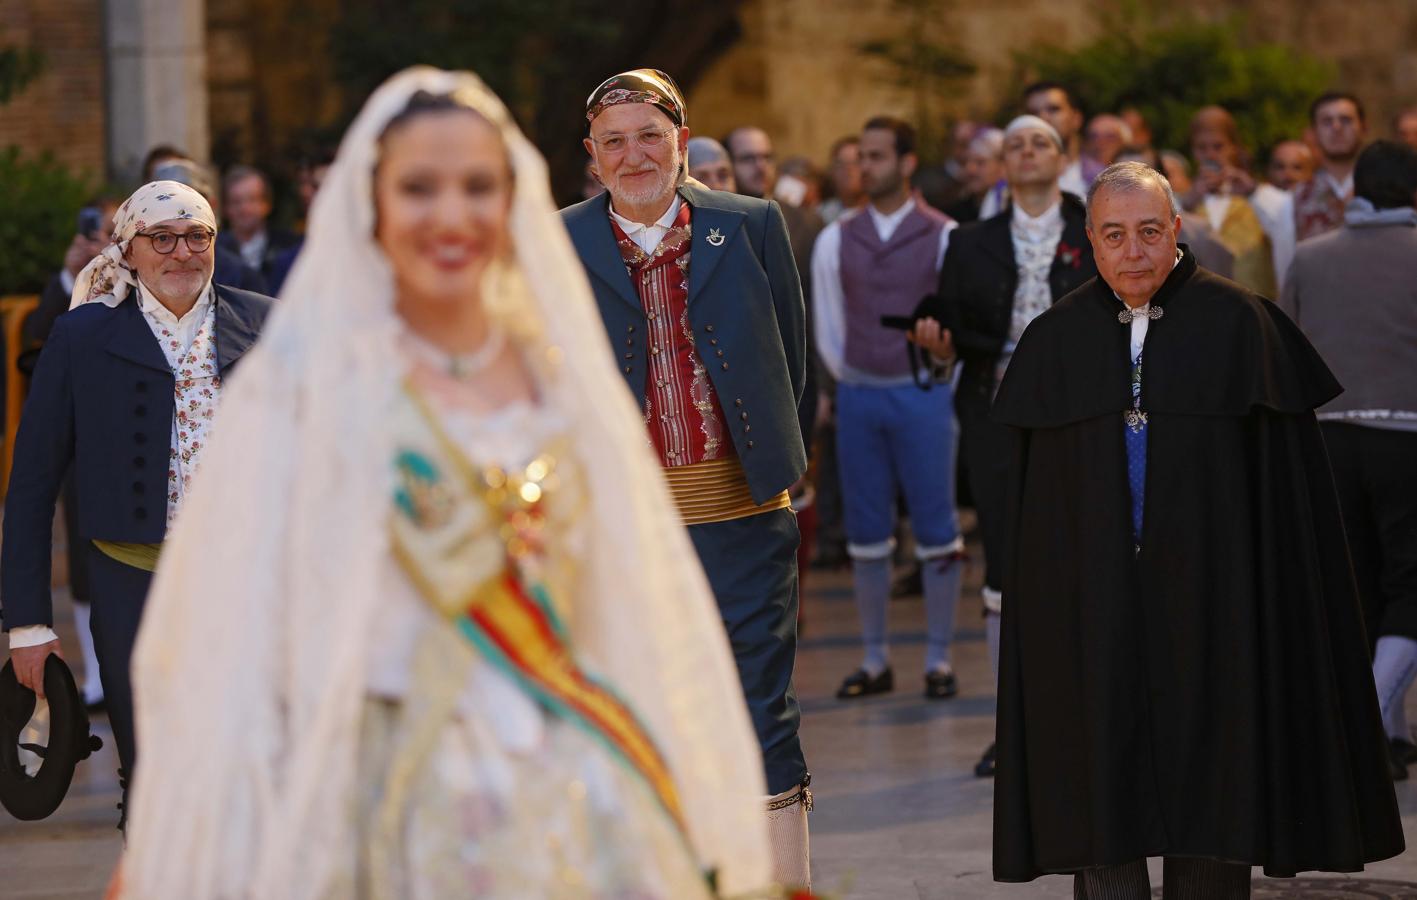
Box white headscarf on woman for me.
[121,67,771,898]
[69,180,216,310]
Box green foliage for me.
[859,0,976,164]
[0,40,43,104]
[327,0,620,130]
[1012,11,1334,162]
[0,147,96,295]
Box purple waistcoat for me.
[840,203,949,377]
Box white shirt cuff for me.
[9,625,59,649]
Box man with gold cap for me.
[1,181,273,828]
[562,69,812,887]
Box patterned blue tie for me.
[1124,350,1147,550]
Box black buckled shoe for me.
[836,667,894,699]
[924,669,958,700]
[974,742,996,778]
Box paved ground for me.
[2,536,1415,898]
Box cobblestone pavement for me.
[1,541,1413,898]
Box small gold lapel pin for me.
[706,227,725,247]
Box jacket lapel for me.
[680,184,746,305]
[568,193,643,313]
[979,210,1017,271]
[213,285,261,374]
[104,299,171,374]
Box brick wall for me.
[0,0,108,179]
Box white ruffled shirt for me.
[9,281,216,650]
[995,201,1066,389]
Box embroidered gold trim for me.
[661,456,791,526]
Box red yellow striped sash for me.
[454,570,685,828]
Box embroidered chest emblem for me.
[706,227,725,247]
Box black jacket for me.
[932,194,1096,424]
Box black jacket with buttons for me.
[562,183,808,505]
[1,284,272,630]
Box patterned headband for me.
[586,69,685,129]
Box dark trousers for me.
[1074,858,1250,899]
[961,412,1012,594]
[84,543,153,782]
[1321,423,1417,644]
[688,508,807,794]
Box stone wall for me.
[688,0,1417,166]
[0,0,107,177]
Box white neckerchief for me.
[867,198,917,243]
[137,279,215,358]
[1010,200,1063,243]
[610,194,682,256]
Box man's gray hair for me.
[1085,160,1181,229]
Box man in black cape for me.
[991,161,1404,897]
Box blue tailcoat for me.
[561,182,808,502]
[1,284,272,785]
[562,184,809,792]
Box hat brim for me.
[0,657,101,820]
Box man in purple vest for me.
[811,116,963,700]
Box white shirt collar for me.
[866,198,917,242]
[609,194,682,238]
[136,277,214,326]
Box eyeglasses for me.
[136,229,214,254]
[590,128,674,153]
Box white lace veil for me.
[122,67,770,898]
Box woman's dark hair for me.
[380,90,479,140]
[1354,140,1417,210]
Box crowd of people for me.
[1,62,1415,899]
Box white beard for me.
[610,145,680,208]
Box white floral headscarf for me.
[70,180,218,310]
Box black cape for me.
[991,248,1405,881]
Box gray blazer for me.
[1279,213,1417,424]
[562,182,807,503]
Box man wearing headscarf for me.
[1,181,273,828]
[562,68,812,887]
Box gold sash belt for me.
[92,539,162,572]
[662,456,791,526]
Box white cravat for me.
[609,195,682,256]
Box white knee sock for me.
[71,601,104,704]
[1373,635,1417,740]
[921,553,962,673]
[851,556,891,675]
[765,784,812,890]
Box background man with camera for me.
[810,115,963,702]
